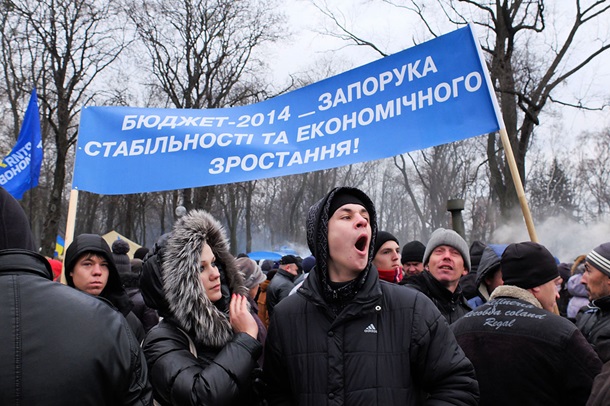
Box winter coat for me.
[403,270,472,324]
[264,186,478,406]
[452,285,602,406]
[140,210,263,406]
[0,249,152,405]
[588,358,610,406]
[576,295,610,362]
[567,273,589,320]
[257,279,271,328]
[120,270,160,332]
[64,233,146,342]
[266,268,296,318]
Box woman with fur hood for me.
[140,210,264,406]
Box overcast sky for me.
[265,0,610,260]
[268,0,610,148]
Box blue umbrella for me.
[246,251,283,261]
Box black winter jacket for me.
[403,270,471,324]
[452,285,602,406]
[140,210,263,405]
[264,264,479,405]
[576,295,610,362]
[0,250,152,405]
[266,268,296,318]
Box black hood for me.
[306,186,377,310]
[0,186,36,251]
[475,245,501,287]
[63,233,132,316]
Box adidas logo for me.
[364,323,377,333]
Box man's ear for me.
[462,269,468,277]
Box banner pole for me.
[498,128,538,242]
[61,188,79,283]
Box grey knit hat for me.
[587,242,610,277]
[423,228,471,271]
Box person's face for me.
[582,262,610,301]
[70,253,109,296]
[373,240,401,271]
[281,262,298,275]
[426,245,467,290]
[484,268,504,294]
[533,277,561,312]
[403,261,424,277]
[199,243,222,302]
[327,203,371,281]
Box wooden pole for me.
[60,188,79,284]
[498,127,539,242]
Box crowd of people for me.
[2,183,610,405]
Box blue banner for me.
[1,89,43,199]
[73,25,501,195]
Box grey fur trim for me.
[162,210,248,348]
[490,285,543,309]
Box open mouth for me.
[355,235,368,252]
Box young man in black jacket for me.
[263,186,479,405]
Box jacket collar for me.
[277,268,297,281]
[0,249,53,279]
[422,270,464,301]
[299,265,382,319]
[592,295,610,310]
[490,285,543,309]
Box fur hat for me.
[501,242,559,289]
[236,257,266,289]
[401,240,426,264]
[587,242,610,277]
[374,231,399,258]
[423,228,471,271]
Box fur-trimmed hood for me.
[162,210,248,348]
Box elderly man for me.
[452,241,601,406]
[403,228,471,324]
[266,254,299,318]
[264,186,478,405]
[577,242,610,362]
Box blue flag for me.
[74,25,502,195]
[0,88,43,199]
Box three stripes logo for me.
[364,323,377,333]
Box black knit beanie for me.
[374,231,399,258]
[401,240,426,264]
[501,242,559,289]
